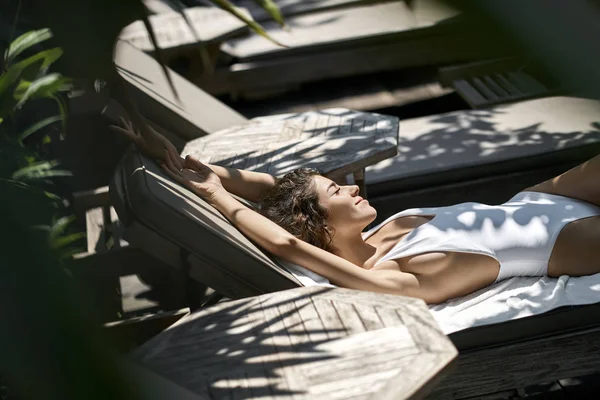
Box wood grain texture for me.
[182,108,399,185]
[429,326,600,399]
[119,6,249,52]
[133,286,457,399]
[221,2,417,61]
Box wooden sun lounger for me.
[220,2,437,62]
[195,1,512,96]
[109,139,600,399]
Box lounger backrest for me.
[113,40,248,140]
[111,148,302,299]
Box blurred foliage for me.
[0,1,284,398]
[0,24,133,399]
[0,28,82,262]
[0,190,137,400]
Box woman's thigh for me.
[548,216,600,277]
[525,153,600,206]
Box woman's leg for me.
[526,153,600,277]
[525,153,600,206]
[548,216,600,277]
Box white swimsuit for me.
[362,192,600,282]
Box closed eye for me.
[333,188,341,196]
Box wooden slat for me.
[119,6,250,52]
[482,75,510,98]
[470,77,499,102]
[430,327,600,399]
[438,57,521,86]
[494,73,522,96]
[506,70,548,94]
[85,206,124,253]
[452,79,487,108]
[74,186,110,216]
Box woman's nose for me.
[346,185,359,196]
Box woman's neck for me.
[332,232,376,267]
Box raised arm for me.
[161,153,424,299]
[183,156,274,203]
[108,74,275,202]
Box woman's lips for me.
[355,197,364,205]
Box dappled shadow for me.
[367,100,600,192]
[130,286,445,398]
[183,108,398,178]
[380,191,600,330]
[131,287,341,398]
[379,191,600,269]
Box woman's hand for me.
[110,117,182,169]
[161,151,227,203]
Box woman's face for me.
[313,175,377,233]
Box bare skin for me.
[525,153,600,278]
[115,119,600,304]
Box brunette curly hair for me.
[258,168,335,253]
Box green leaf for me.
[0,48,63,99]
[12,160,72,181]
[210,0,287,47]
[51,232,85,250]
[13,47,63,73]
[4,29,53,67]
[18,115,62,142]
[252,0,285,27]
[49,215,75,241]
[15,73,72,108]
[51,94,68,137]
[0,67,22,97]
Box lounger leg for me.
[180,249,210,311]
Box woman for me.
[112,119,600,304]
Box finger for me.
[119,117,131,129]
[164,149,182,175]
[109,125,139,142]
[167,146,183,170]
[185,155,208,171]
[124,118,135,132]
[161,164,184,183]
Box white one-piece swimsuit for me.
[362,192,600,282]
